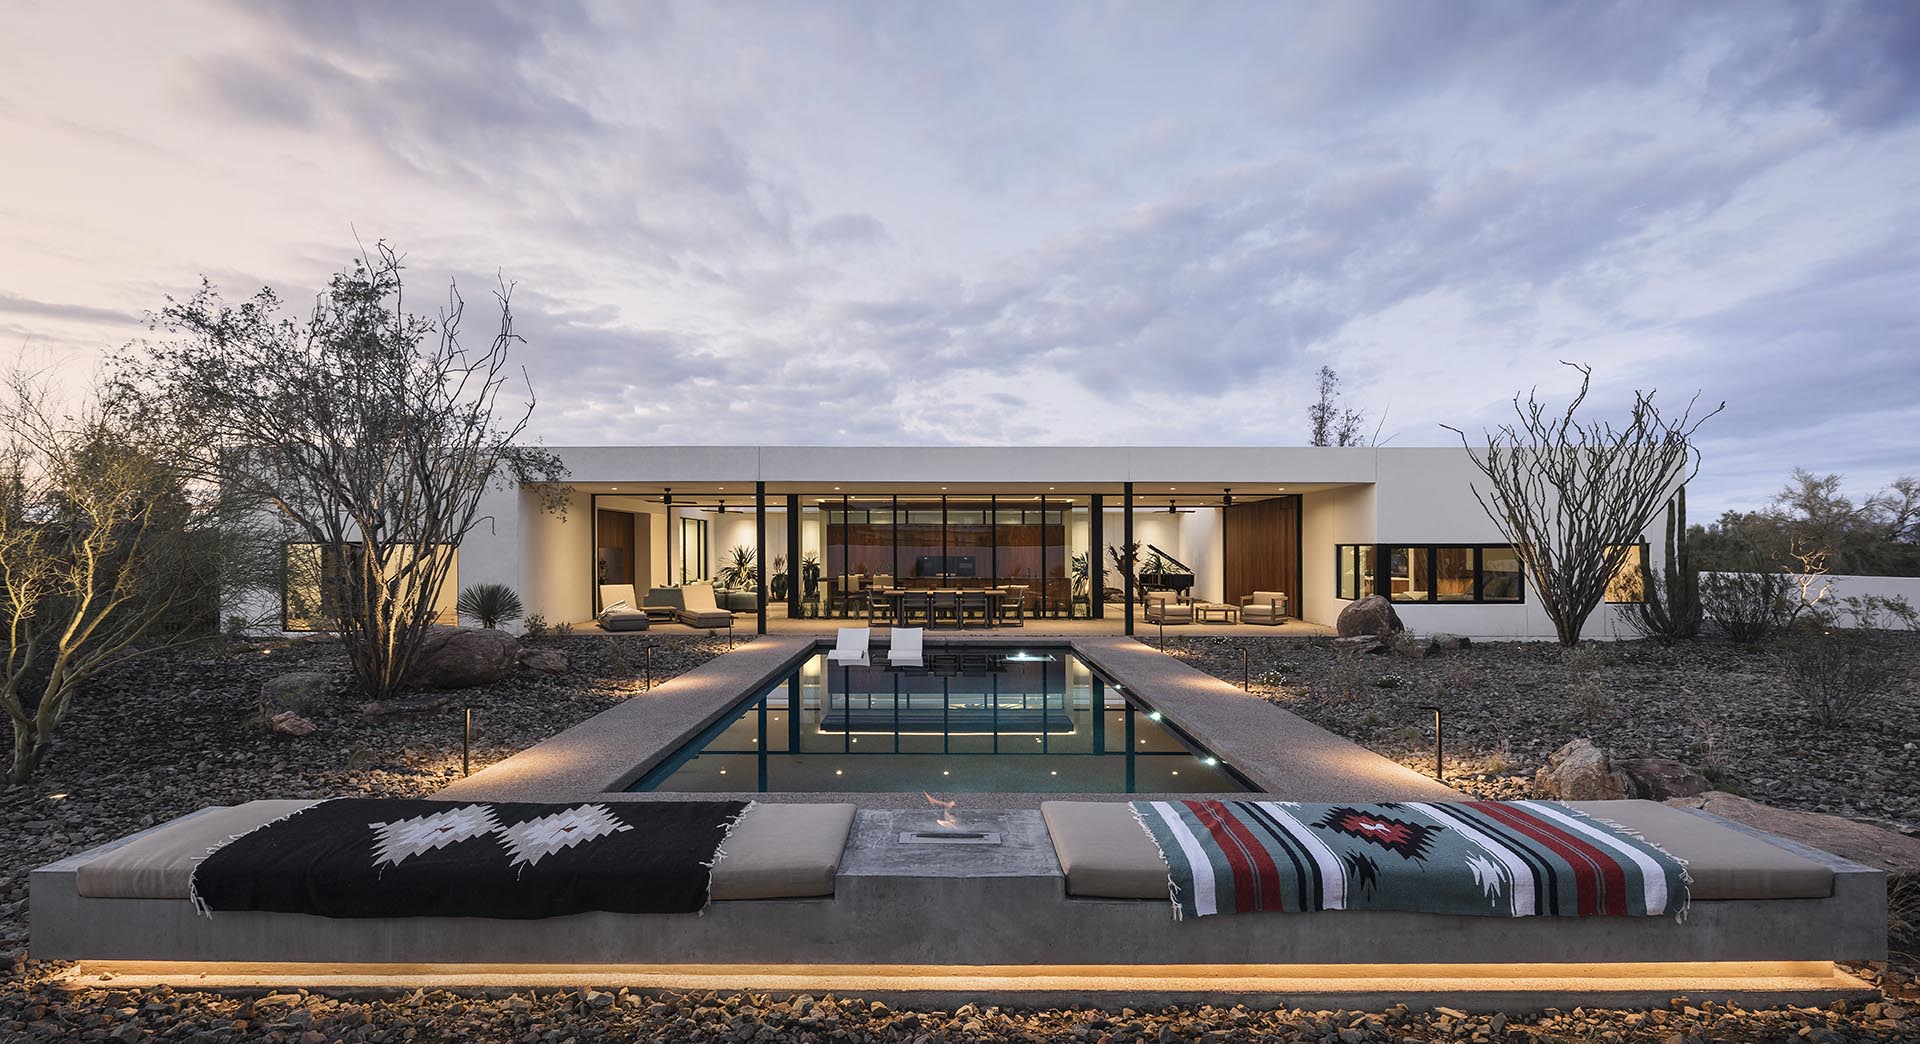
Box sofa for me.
[714,584,759,613]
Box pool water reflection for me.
[630,647,1251,793]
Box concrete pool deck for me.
[438,633,1458,807]
[31,635,1890,1008]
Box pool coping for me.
[437,634,1459,807]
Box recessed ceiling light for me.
[835,769,843,775]
[1172,771,1180,776]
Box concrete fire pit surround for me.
[437,633,1459,806]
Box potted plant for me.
[769,554,789,601]
[801,552,822,615]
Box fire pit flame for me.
[923,791,959,829]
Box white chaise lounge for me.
[887,626,924,667]
[826,627,870,666]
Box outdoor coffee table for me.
[1193,602,1239,623]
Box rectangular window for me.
[1337,544,1523,605]
[1388,547,1430,603]
[1605,543,1648,603]
[1480,546,1523,602]
[1434,547,1474,602]
[680,517,709,583]
[283,542,458,632]
[1335,544,1377,600]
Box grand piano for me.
[1136,543,1196,597]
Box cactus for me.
[1629,486,1702,641]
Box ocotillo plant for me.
[1630,485,1702,641]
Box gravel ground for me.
[3,630,1918,1040]
[1165,632,1920,833]
[0,632,737,981]
[1,982,1916,1042]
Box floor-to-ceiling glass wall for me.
[809,492,1097,620]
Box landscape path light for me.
[1417,704,1444,782]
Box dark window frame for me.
[1333,543,1525,606]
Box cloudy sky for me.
[2,0,1915,516]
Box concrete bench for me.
[34,800,856,963]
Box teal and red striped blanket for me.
[1131,800,1689,920]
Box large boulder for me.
[260,672,332,712]
[1532,738,1629,800]
[404,626,519,689]
[1665,791,1920,875]
[520,648,570,675]
[1337,595,1404,641]
[1615,757,1711,801]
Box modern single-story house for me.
[277,445,1655,640]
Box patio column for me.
[1123,481,1135,635]
[1090,493,1104,620]
[755,481,768,635]
[785,494,800,621]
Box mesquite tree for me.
[1446,363,1721,646]
[114,243,568,699]
[1,371,257,782]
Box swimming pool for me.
[629,646,1252,793]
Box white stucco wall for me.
[1300,483,1375,627]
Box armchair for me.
[1240,590,1288,625]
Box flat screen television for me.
[913,555,977,578]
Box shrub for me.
[554,621,574,639]
[1699,569,1797,643]
[522,613,549,640]
[1782,630,1894,728]
[457,583,525,629]
[602,636,633,675]
[1330,647,1368,703]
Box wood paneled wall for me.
[1224,496,1300,610]
[596,509,636,586]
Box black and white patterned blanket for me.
[191,799,750,919]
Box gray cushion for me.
[1041,801,1168,900]
[76,800,319,899]
[1567,800,1832,900]
[710,803,856,900]
[1042,799,1835,902]
[599,609,650,632]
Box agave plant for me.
[457,583,524,629]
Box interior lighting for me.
[835,769,843,775]
[1203,757,1218,766]
[1148,711,1162,721]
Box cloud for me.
[1,0,1915,518]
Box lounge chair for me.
[888,627,924,668]
[674,584,735,628]
[1239,590,1288,626]
[1144,591,1192,624]
[827,626,870,666]
[595,584,651,632]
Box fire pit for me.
[898,829,1003,845]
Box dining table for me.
[870,587,1012,628]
